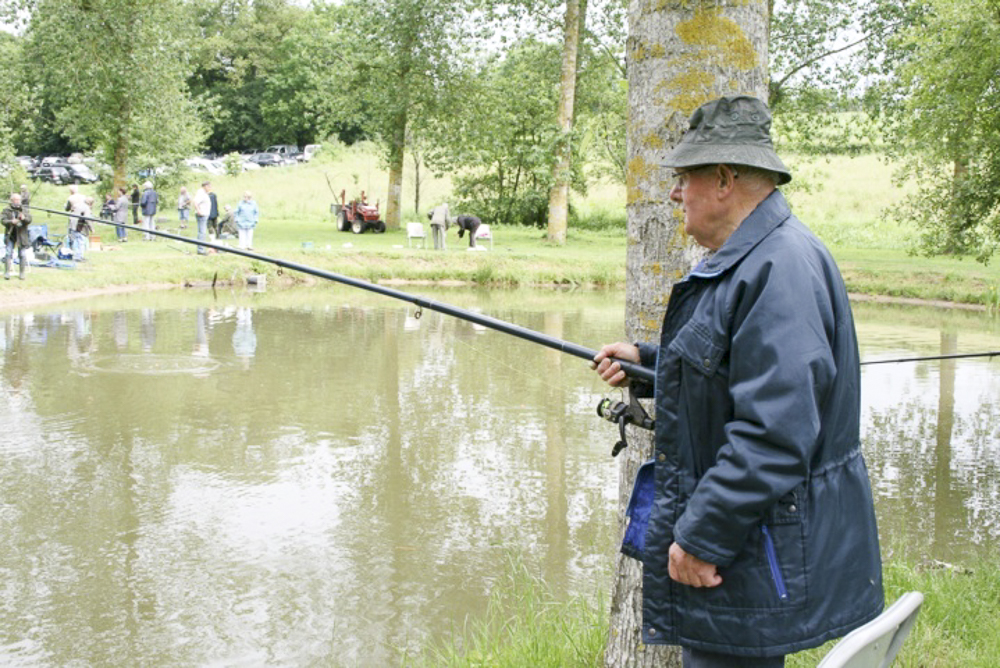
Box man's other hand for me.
[668,542,722,588]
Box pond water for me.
[1,287,998,666]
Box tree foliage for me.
[186,0,359,152]
[423,38,585,227]
[21,0,203,186]
[870,0,1000,261]
[0,34,34,169]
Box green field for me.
[4,147,999,308]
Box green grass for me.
[5,148,1000,308]
[404,555,607,668]
[410,553,1000,667]
[789,554,1000,667]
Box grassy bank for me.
[407,553,1000,667]
[4,150,1000,307]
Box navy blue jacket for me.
[625,190,883,656]
[140,188,158,216]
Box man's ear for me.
[716,164,739,193]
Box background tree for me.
[606,1,770,666]
[338,0,469,230]
[869,0,1000,262]
[424,39,578,227]
[23,0,203,189]
[545,0,584,244]
[0,34,34,175]
[188,0,313,152]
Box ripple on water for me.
[81,354,222,376]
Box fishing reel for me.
[596,391,655,458]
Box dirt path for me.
[0,283,179,312]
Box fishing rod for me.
[861,351,1000,365]
[28,205,656,385]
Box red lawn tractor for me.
[332,189,386,234]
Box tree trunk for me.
[385,111,406,231]
[605,2,770,666]
[546,0,583,245]
[410,140,423,218]
[113,107,130,194]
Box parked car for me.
[300,144,321,162]
[63,163,99,184]
[266,144,301,160]
[37,156,68,168]
[184,157,226,175]
[30,165,72,185]
[248,152,283,167]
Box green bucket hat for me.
[662,96,791,185]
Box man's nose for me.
[669,183,682,203]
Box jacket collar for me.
[689,189,791,279]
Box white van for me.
[301,144,321,162]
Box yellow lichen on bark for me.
[656,69,714,116]
[658,5,759,116]
[626,155,657,206]
[676,6,755,70]
[644,133,666,150]
[630,40,666,62]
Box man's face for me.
[669,165,725,249]
[9,195,21,209]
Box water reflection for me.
[0,290,998,666]
[856,304,1000,563]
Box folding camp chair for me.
[407,222,426,248]
[474,223,493,249]
[818,592,924,668]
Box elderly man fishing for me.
[2,192,33,280]
[593,96,883,667]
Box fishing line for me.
[860,351,1000,365]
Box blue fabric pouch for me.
[621,459,655,561]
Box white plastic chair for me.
[407,222,426,248]
[818,592,924,668]
[474,223,493,249]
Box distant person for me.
[193,181,212,255]
[64,184,87,235]
[427,202,450,250]
[139,180,158,241]
[18,184,31,208]
[130,184,140,225]
[208,188,219,237]
[177,187,191,228]
[2,192,32,280]
[78,197,94,235]
[100,193,115,220]
[113,186,129,242]
[455,214,482,248]
[218,205,237,238]
[234,191,259,250]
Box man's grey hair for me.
[733,165,782,190]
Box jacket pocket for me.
[668,321,731,475]
[668,320,726,377]
[692,511,807,612]
[761,524,788,601]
